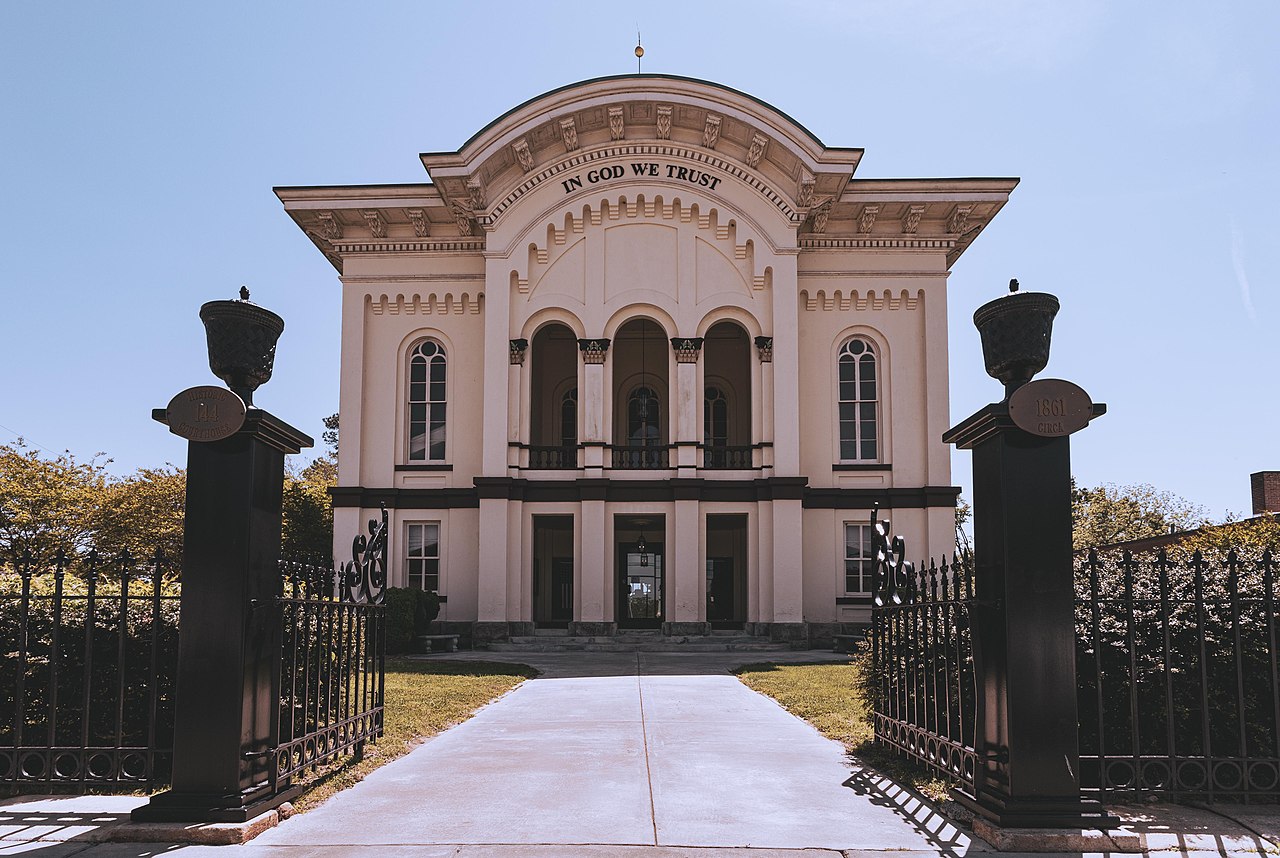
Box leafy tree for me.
[281,412,338,560]
[95,465,186,565]
[1071,481,1209,551]
[1176,512,1280,562]
[0,440,107,565]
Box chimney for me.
[1251,471,1280,515]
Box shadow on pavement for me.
[843,764,981,857]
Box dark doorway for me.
[533,516,574,627]
[615,515,664,628]
[706,514,748,628]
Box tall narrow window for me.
[844,523,874,594]
[838,337,877,461]
[408,340,446,461]
[406,522,441,591]
[628,386,661,446]
[560,387,577,447]
[704,386,728,447]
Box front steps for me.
[484,629,793,653]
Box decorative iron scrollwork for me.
[870,504,914,608]
[345,503,388,605]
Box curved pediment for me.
[420,75,863,232]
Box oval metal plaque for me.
[1008,378,1093,437]
[164,386,247,442]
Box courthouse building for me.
[275,75,1016,644]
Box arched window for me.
[704,386,728,447]
[408,340,446,461]
[838,337,877,461]
[628,386,661,446]
[560,387,577,448]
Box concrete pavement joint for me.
[637,652,660,846]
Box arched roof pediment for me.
[420,75,862,233]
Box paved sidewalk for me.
[4,651,1280,856]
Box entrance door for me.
[706,514,748,629]
[706,557,736,624]
[550,557,573,622]
[617,544,664,628]
[533,516,574,628]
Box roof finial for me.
[635,28,644,73]
[239,285,251,301]
[1008,278,1019,293]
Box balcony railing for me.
[702,445,754,469]
[527,445,577,469]
[611,445,669,469]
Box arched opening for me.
[702,321,752,468]
[612,318,669,468]
[529,323,578,468]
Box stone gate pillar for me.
[943,282,1110,833]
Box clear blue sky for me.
[2,1,1276,519]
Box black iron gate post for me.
[942,280,1108,829]
[134,291,313,823]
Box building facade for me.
[276,75,1016,644]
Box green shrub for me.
[384,588,416,654]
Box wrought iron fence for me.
[1076,548,1280,801]
[869,513,978,791]
[611,445,669,469]
[702,445,753,469]
[0,549,180,791]
[270,508,387,790]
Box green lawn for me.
[735,656,950,801]
[289,658,536,812]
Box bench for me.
[415,634,460,653]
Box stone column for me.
[474,480,510,642]
[945,406,1108,829]
[579,338,609,474]
[671,337,702,476]
[508,339,528,468]
[133,410,312,823]
[769,483,807,646]
[755,337,774,471]
[665,494,704,634]
[575,491,612,635]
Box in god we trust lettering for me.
[561,162,723,194]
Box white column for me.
[771,498,804,624]
[335,283,366,486]
[674,353,699,475]
[669,499,700,623]
[582,344,607,473]
[481,258,512,476]
[579,499,607,624]
[770,253,800,475]
[506,500,524,623]
[476,497,508,623]
[756,500,774,625]
[759,341,774,472]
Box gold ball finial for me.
[635,44,644,58]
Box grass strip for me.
[288,658,537,812]
[734,657,950,802]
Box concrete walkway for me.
[4,651,1280,856]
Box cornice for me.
[800,289,922,312]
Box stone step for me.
[484,635,793,653]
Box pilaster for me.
[769,253,800,474]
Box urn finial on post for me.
[972,281,1058,400]
[198,289,285,406]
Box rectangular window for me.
[844,523,874,594]
[406,522,441,591]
